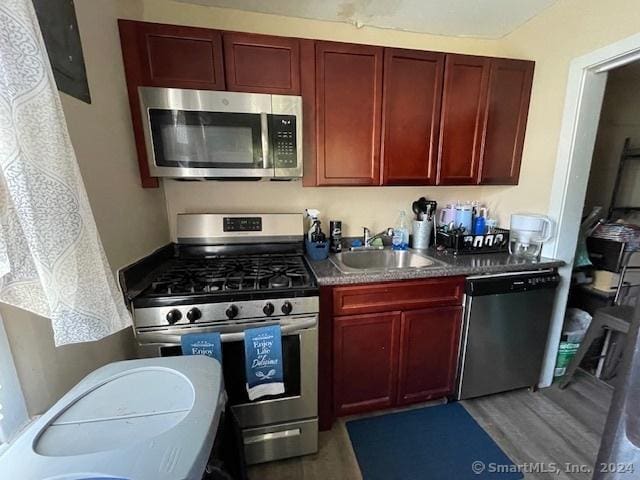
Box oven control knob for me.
[226,305,239,319]
[187,308,202,323]
[263,302,275,316]
[166,309,182,325]
[281,301,293,315]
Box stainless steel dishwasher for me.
[456,269,560,400]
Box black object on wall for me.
[32,0,91,104]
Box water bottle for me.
[474,215,486,235]
[454,203,473,233]
[392,210,409,251]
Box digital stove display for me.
[223,217,262,232]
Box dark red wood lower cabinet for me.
[397,306,462,404]
[333,312,400,416]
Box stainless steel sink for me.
[330,249,442,274]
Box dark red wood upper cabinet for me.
[117,19,534,189]
[118,20,159,188]
[300,39,318,187]
[479,58,534,185]
[381,49,444,186]
[223,32,300,94]
[333,312,400,416]
[437,54,490,185]
[397,306,462,404]
[315,42,383,186]
[136,21,225,90]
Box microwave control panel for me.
[269,115,297,168]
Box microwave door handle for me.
[260,112,270,170]
[139,317,317,344]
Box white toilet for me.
[0,355,224,480]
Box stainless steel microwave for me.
[139,87,303,179]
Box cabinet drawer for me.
[333,277,464,315]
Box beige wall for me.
[143,0,640,237]
[2,0,169,415]
[63,0,169,272]
[492,0,640,224]
[585,62,640,213]
[1,306,135,415]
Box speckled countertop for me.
[306,249,564,286]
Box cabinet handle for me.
[244,428,301,444]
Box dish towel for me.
[181,332,223,362]
[244,325,285,400]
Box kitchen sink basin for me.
[330,249,442,273]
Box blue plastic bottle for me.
[474,215,486,235]
[392,210,409,250]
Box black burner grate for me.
[144,254,312,297]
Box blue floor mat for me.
[346,403,523,480]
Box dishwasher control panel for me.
[466,270,560,296]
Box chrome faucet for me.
[355,227,395,250]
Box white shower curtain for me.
[0,0,132,345]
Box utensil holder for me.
[412,220,433,249]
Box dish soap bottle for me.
[392,210,409,251]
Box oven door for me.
[137,314,318,427]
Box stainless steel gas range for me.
[119,213,318,465]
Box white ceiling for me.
[174,0,558,38]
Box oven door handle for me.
[139,317,317,345]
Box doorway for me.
[539,32,640,387]
[565,62,640,385]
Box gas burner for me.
[141,254,313,298]
[268,274,291,289]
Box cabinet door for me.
[137,21,225,90]
[397,307,462,404]
[118,20,159,188]
[315,42,383,185]
[334,312,400,415]
[381,49,444,185]
[223,33,300,94]
[437,54,490,185]
[479,59,534,185]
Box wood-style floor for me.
[248,372,613,480]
